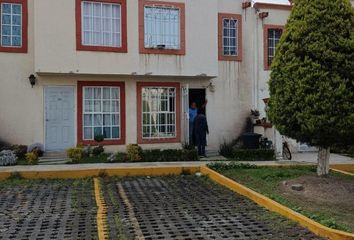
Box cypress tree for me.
[268,0,354,176]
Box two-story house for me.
[1,0,349,153]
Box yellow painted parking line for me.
[200,166,354,240]
[94,178,108,240]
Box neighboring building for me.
[0,0,351,153]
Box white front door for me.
[45,86,75,151]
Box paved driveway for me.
[102,176,323,240]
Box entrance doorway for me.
[189,89,206,115]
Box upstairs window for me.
[144,6,180,49]
[82,2,121,47]
[218,13,242,61]
[76,0,127,52]
[264,25,284,70]
[139,0,185,55]
[0,0,27,53]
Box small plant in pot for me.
[92,134,105,156]
[250,109,260,124]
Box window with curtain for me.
[267,28,283,66]
[0,3,22,47]
[222,18,238,56]
[81,1,121,47]
[83,87,121,140]
[144,6,180,49]
[142,87,176,139]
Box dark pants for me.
[198,145,206,156]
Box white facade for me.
[3,0,348,153]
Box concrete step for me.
[41,151,67,159]
[38,160,70,165]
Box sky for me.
[253,0,291,5]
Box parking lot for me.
[0,176,323,239]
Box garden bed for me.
[208,163,354,233]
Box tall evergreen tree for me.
[268,0,354,176]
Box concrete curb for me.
[330,164,354,176]
[200,166,354,240]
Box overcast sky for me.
[253,0,290,4]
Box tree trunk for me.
[317,147,330,176]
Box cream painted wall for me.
[34,0,218,77]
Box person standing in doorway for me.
[194,108,209,158]
[189,102,198,145]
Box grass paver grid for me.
[102,176,323,240]
[0,179,98,240]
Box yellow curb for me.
[94,177,108,240]
[330,168,354,176]
[200,166,354,240]
[330,164,354,176]
[0,166,200,180]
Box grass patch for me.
[209,163,354,233]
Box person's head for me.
[190,102,197,109]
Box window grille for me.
[83,87,121,140]
[0,3,22,47]
[81,1,121,47]
[142,87,176,139]
[144,6,180,49]
[222,18,238,56]
[267,28,282,66]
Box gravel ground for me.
[102,176,324,240]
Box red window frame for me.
[75,0,127,52]
[218,13,242,61]
[139,0,185,55]
[0,0,28,53]
[137,82,181,144]
[77,81,126,145]
[264,24,284,70]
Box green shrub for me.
[32,147,44,158]
[92,145,104,156]
[66,147,83,163]
[108,152,127,162]
[219,141,234,158]
[231,149,275,161]
[208,162,258,171]
[182,143,195,150]
[11,145,28,159]
[126,144,142,162]
[25,152,38,165]
[141,149,198,162]
[182,149,199,161]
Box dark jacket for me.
[194,114,209,146]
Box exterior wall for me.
[0,0,35,144]
[7,1,350,153]
[33,0,218,77]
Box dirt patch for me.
[279,175,354,232]
[280,175,354,206]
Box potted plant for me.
[250,109,260,124]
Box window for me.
[144,6,180,49]
[218,13,242,61]
[264,25,284,70]
[0,0,27,53]
[139,0,185,55]
[77,82,126,145]
[76,0,127,52]
[137,82,181,144]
